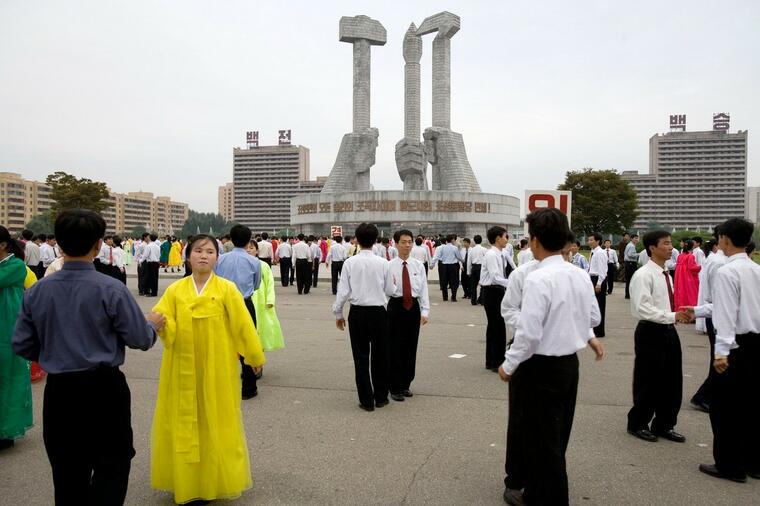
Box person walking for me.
[431,234,463,302]
[292,233,313,295]
[276,236,293,287]
[481,226,510,372]
[588,233,608,337]
[468,235,486,305]
[309,235,322,288]
[327,236,347,295]
[624,234,640,299]
[603,239,619,294]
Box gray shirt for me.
[12,261,157,374]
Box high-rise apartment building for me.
[232,143,325,233]
[218,182,234,221]
[747,186,760,224]
[621,122,748,230]
[0,172,189,235]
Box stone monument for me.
[291,12,519,237]
[321,16,386,193]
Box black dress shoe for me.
[390,393,405,402]
[375,399,389,408]
[0,439,14,451]
[690,399,709,413]
[242,389,258,400]
[698,463,746,483]
[402,389,413,397]
[503,487,525,505]
[747,470,760,480]
[359,403,375,412]
[628,429,658,442]
[655,429,686,443]
[451,297,457,302]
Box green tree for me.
[558,168,638,236]
[179,210,235,238]
[130,224,147,238]
[46,171,110,216]
[25,210,55,235]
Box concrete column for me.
[353,39,371,132]
[431,35,451,129]
[403,23,422,139]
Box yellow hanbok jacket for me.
[151,274,266,504]
[168,241,183,267]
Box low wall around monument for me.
[290,190,520,237]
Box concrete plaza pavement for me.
[1,266,758,505]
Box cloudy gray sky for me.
[2,0,758,213]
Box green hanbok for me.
[253,261,284,351]
[159,240,171,265]
[0,255,33,440]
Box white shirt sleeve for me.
[502,276,549,374]
[712,268,740,357]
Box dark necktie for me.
[386,248,390,261]
[109,247,113,265]
[464,249,468,268]
[402,261,413,310]
[664,271,674,311]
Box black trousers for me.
[438,262,448,298]
[137,263,147,294]
[709,333,760,477]
[470,264,482,305]
[240,298,258,396]
[43,367,134,506]
[606,263,617,294]
[482,285,507,369]
[295,258,311,294]
[508,354,579,506]
[624,261,637,298]
[330,260,344,295]
[279,257,292,287]
[691,318,717,408]
[387,297,421,394]
[461,269,471,298]
[144,261,159,296]
[422,262,428,278]
[312,259,320,287]
[441,263,460,300]
[260,257,272,266]
[627,321,682,433]
[590,275,606,337]
[348,305,389,407]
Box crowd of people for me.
[0,209,758,505]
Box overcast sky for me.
[2,1,758,213]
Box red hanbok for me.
[674,251,701,308]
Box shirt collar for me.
[0,253,15,264]
[359,249,374,256]
[727,252,749,263]
[62,261,96,270]
[538,254,565,267]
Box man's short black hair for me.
[486,226,507,245]
[682,239,694,252]
[623,232,631,237]
[280,236,287,242]
[473,234,482,244]
[525,208,571,252]
[381,236,390,245]
[297,233,305,241]
[150,233,158,241]
[21,229,33,240]
[520,238,528,248]
[692,236,703,245]
[354,223,378,249]
[37,233,47,242]
[333,235,343,243]
[261,232,269,240]
[55,209,106,257]
[230,224,252,247]
[631,234,639,239]
[394,229,413,243]
[463,238,471,244]
[719,218,754,248]
[415,237,422,246]
[343,235,351,242]
[47,235,55,241]
[590,232,602,243]
[642,230,671,258]
[574,240,581,247]
[446,234,457,242]
[142,232,150,240]
[604,239,611,245]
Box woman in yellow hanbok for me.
[151,234,265,505]
[168,239,183,272]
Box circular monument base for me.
[290,190,520,237]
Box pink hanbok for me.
[674,251,701,308]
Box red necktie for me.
[109,247,113,265]
[607,250,610,261]
[664,271,674,311]
[386,248,390,261]
[402,261,413,310]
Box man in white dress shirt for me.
[276,235,293,287]
[468,235,487,306]
[135,233,149,295]
[410,236,431,276]
[624,234,640,299]
[431,235,463,302]
[327,236,347,295]
[498,208,602,506]
[603,239,619,295]
[308,235,322,289]
[258,232,273,265]
[692,236,705,266]
[40,234,58,269]
[292,233,313,295]
[379,237,398,261]
[144,233,161,296]
[333,223,393,412]
[459,238,472,300]
[587,233,608,337]
[386,229,430,402]
[480,226,510,371]
[698,218,760,483]
[665,246,678,281]
[627,230,690,444]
